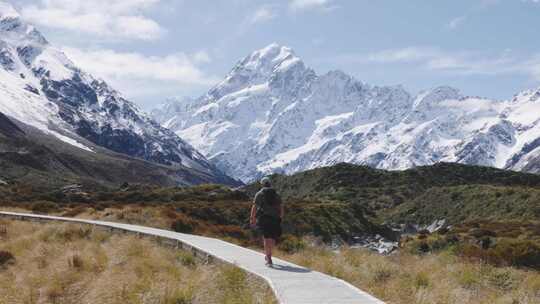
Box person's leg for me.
[263,237,269,264]
[269,238,274,260]
[264,237,273,256]
[264,237,274,265]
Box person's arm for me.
[278,195,284,219]
[250,192,260,226]
[250,204,257,226]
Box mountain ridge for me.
[0,2,239,186]
[153,43,540,182]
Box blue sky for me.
[9,0,540,108]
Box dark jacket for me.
[254,187,282,219]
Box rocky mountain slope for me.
[0,2,238,186]
[0,113,227,189]
[153,43,540,182]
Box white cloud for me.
[289,0,338,12]
[447,15,467,30]
[365,47,517,75]
[192,50,212,64]
[365,47,439,63]
[20,0,164,41]
[523,55,540,81]
[334,47,540,81]
[250,6,277,24]
[62,47,219,90]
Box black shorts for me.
[257,215,282,240]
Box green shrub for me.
[418,242,430,254]
[171,215,195,233]
[93,202,110,211]
[163,287,193,304]
[488,269,515,291]
[491,240,540,269]
[414,272,430,289]
[62,206,87,217]
[479,237,492,250]
[0,250,15,266]
[278,235,307,254]
[470,228,497,239]
[68,254,84,270]
[458,243,488,263]
[371,265,394,284]
[430,237,452,251]
[459,240,540,269]
[177,252,196,267]
[458,268,480,289]
[30,201,58,214]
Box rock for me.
[351,234,399,255]
[423,219,448,233]
[61,184,89,197]
[61,184,83,193]
[400,223,419,235]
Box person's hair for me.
[260,177,272,187]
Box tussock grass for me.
[280,245,540,304]
[0,220,276,304]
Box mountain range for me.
[2,0,539,187]
[0,2,238,187]
[152,43,540,182]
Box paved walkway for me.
[0,211,385,304]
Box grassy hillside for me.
[0,219,275,304]
[3,162,540,244]
[245,162,540,198]
[387,185,540,224]
[245,162,540,225]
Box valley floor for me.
[0,219,275,304]
[3,204,540,304]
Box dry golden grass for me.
[278,245,540,304]
[5,206,540,303]
[0,219,276,304]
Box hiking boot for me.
[265,255,273,267]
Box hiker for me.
[250,177,283,266]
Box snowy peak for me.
[0,2,47,46]
[0,2,237,185]
[511,86,540,103]
[414,86,461,108]
[0,1,19,19]
[151,96,195,128]
[240,43,301,75]
[154,44,540,181]
[207,43,307,100]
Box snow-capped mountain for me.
[0,2,237,185]
[154,43,540,182]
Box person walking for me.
[250,177,284,267]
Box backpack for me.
[256,188,281,219]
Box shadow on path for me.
[271,264,311,273]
